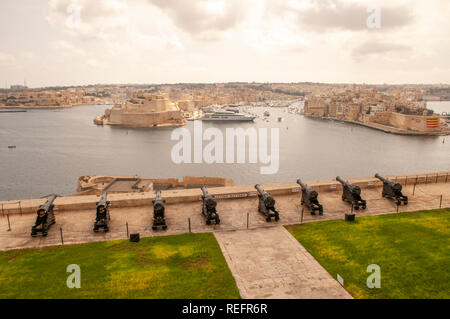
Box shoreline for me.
[0,103,111,110]
[304,114,449,136]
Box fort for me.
[94,91,185,127]
[76,175,234,195]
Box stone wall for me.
[109,108,184,127]
[369,112,442,132]
[2,171,448,215]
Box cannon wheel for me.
[216,218,220,225]
[274,215,280,221]
[162,225,167,230]
[152,225,157,230]
[354,206,359,210]
[266,216,271,222]
[206,219,211,225]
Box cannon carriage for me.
[336,176,367,210]
[94,191,111,232]
[31,195,57,237]
[297,179,323,215]
[375,173,408,205]
[255,184,280,222]
[201,186,220,225]
[152,191,167,230]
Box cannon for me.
[375,173,408,205]
[93,191,111,232]
[201,186,220,225]
[31,195,57,237]
[152,191,167,230]
[297,179,323,215]
[336,176,367,210]
[255,184,280,222]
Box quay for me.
[304,115,450,136]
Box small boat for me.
[8,145,16,149]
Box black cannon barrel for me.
[336,176,347,185]
[38,194,57,213]
[201,186,216,207]
[296,179,306,189]
[153,190,164,210]
[97,191,108,206]
[201,186,210,197]
[255,184,265,195]
[375,173,388,183]
[376,173,402,191]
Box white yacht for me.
[200,109,256,122]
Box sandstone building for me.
[303,85,446,134]
[94,91,185,127]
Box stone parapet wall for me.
[1,171,448,215]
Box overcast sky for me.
[1,0,449,88]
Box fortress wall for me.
[110,110,183,127]
[388,112,440,132]
[109,108,123,124]
[2,171,448,215]
[369,112,442,132]
[369,112,391,125]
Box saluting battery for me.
[201,186,220,225]
[336,176,367,210]
[31,194,57,237]
[255,184,280,222]
[297,179,323,215]
[152,190,167,230]
[93,191,111,232]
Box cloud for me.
[0,52,16,65]
[47,0,128,40]
[46,0,184,51]
[291,0,414,33]
[52,40,86,56]
[352,40,412,58]
[147,0,245,41]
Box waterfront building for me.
[95,91,185,127]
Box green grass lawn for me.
[0,233,240,299]
[286,209,450,299]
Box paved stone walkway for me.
[215,226,353,299]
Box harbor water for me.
[0,102,449,201]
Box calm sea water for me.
[0,102,449,201]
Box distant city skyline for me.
[1,0,450,88]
